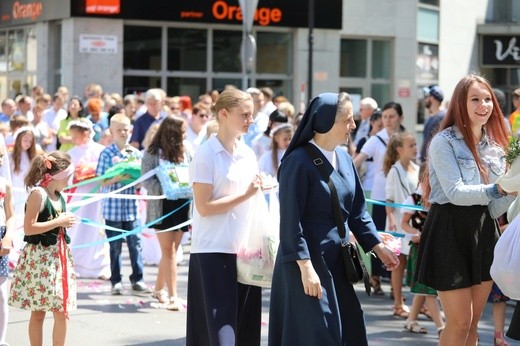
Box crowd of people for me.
[0,77,519,345]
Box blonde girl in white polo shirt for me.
[187,88,263,346]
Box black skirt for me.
[415,203,499,291]
[154,198,190,232]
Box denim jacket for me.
[428,125,514,218]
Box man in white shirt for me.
[353,97,378,146]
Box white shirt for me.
[258,148,285,177]
[185,124,207,153]
[43,107,67,151]
[251,133,271,158]
[360,128,389,200]
[189,135,259,253]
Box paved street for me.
[6,247,520,346]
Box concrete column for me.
[61,17,124,97]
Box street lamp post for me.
[308,0,314,102]
[239,0,259,91]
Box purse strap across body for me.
[303,143,371,295]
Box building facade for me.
[0,0,519,132]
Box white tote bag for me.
[490,213,520,300]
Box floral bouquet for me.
[496,136,520,194]
[498,137,520,221]
[73,162,98,183]
[105,154,142,185]
[156,162,192,200]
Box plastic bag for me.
[490,213,520,300]
[237,189,279,288]
[507,197,520,223]
[156,162,193,200]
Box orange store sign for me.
[12,1,42,21]
[86,0,120,15]
[211,0,281,26]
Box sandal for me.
[152,289,169,304]
[166,296,187,311]
[404,320,428,334]
[494,331,511,346]
[393,305,410,319]
[370,276,385,296]
[437,326,445,338]
[420,305,433,320]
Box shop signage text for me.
[86,0,120,15]
[211,0,281,26]
[482,35,520,67]
[71,0,342,30]
[1,1,42,23]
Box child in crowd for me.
[5,115,30,148]
[383,132,419,318]
[258,123,293,178]
[9,127,40,264]
[9,151,78,346]
[252,109,288,158]
[0,142,14,346]
[96,113,149,295]
[66,119,110,279]
[32,104,54,152]
[488,213,511,346]
[142,115,192,311]
[401,163,445,336]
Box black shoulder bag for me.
[303,144,371,296]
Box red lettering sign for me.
[86,0,121,15]
[211,0,282,26]
[12,1,42,21]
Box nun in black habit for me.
[268,92,399,346]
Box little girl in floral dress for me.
[9,151,78,346]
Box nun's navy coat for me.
[268,93,381,346]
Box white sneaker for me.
[111,282,124,295]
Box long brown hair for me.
[382,132,414,176]
[12,128,37,173]
[422,74,510,202]
[25,151,72,188]
[270,124,293,175]
[147,115,186,164]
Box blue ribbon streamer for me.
[365,198,425,211]
[72,199,191,249]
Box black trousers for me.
[186,253,262,346]
[507,301,520,340]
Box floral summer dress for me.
[9,187,76,312]
[0,178,8,278]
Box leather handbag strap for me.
[303,144,346,239]
[303,143,371,295]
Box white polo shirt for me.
[189,135,259,254]
[360,128,389,201]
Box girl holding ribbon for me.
[9,151,78,346]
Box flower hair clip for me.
[43,155,56,170]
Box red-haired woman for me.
[416,74,514,345]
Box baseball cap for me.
[425,85,444,102]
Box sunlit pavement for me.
[6,248,519,345]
